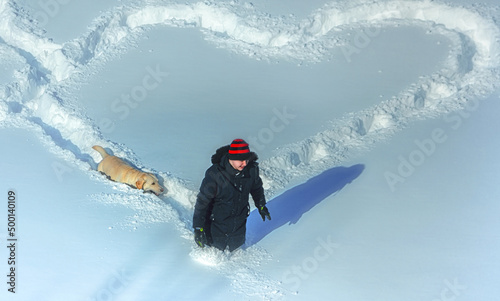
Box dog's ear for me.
[136,178,145,189]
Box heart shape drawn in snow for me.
[1,0,500,207]
[2,1,500,298]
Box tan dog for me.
[93,145,165,196]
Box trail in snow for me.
[1,0,500,224]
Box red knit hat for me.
[228,139,251,161]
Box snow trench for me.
[1,0,500,219]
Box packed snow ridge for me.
[1,0,500,212]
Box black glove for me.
[258,206,271,221]
[194,227,207,248]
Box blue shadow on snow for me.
[245,164,365,247]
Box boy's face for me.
[229,159,248,171]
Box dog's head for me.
[136,173,165,196]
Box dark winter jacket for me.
[193,145,266,251]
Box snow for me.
[1,0,500,300]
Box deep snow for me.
[1,0,500,300]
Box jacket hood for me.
[211,145,258,165]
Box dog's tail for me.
[92,145,110,159]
